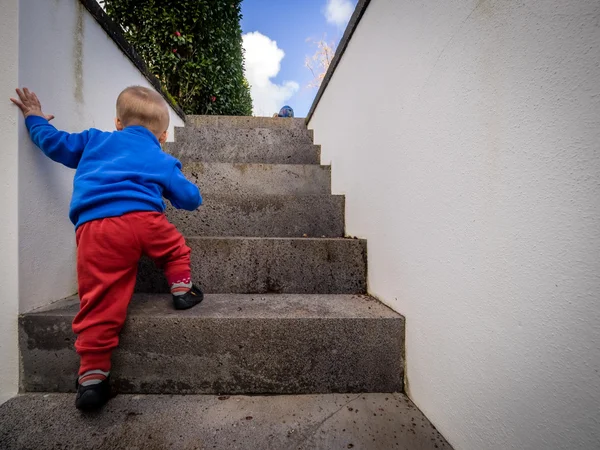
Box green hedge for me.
[101,0,252,116]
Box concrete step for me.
[165,127,320,164]
[0,393,452,450]
[135,237,367,294]
[187,114,307,130]
[167,194,344,237]
[182,162,332,196]
[175,125,314,147]
[19,294,403,394]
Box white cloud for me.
[324,0,354,28]
[242,32,299,117]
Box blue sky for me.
[241,0,357,117]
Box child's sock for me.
[78,369,109,386]
[167,272,193,296]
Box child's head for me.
[115,86,170,143]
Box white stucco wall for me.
[0,0,21,405]
[308,1,600,449]
[18,0,184,313]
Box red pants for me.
[73,212,191,375]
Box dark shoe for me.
[75,376,111,411]
[173,284,204,310]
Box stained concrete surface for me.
[20,294,403,394]
[0,393,452,450]
[135,237,368,294]
[165,129,320,165]
[187,115,307,130]
[167,118,319,163]
[181,162,332,196]
[166,195,345,237]
[175,125,314,146]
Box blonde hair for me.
[116,86,170,136]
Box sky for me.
[241,0,358,118]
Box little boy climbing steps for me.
[11,86,204,411]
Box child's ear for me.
[114,117,124,131]
[158,130,168,144]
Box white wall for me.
[18,0,185,313]
[0,0,21,405]
[0,0,185,403]
[309,1,600,449]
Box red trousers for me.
[73,212,191,375]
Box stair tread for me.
[186,116,307,129]
[0,393,451,450]
[180,236,361,241]
[21,295,403,394]
[26,293,400,320]
[181,125,311,133]
[183,161,329,167]
[191,193,341,199]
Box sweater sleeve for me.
[25,115,92,169]
[164,162,202,211]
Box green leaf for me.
[102,0,252,115]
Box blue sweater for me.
[25,116,202,228]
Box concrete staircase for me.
[2,117,451,449]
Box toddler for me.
[11,86,203,411]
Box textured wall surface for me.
[309,0,600,448]
[0,0,20,404]
[18,0,184,313]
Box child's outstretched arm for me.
[10,88,91,169]
[164,162,202,211]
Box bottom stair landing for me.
[0,393,451,450]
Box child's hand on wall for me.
[10,88,55,121]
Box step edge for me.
[20,294,403,320]
[178,236,365,242]
[181,161,331,169]
[191,194,344,200]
